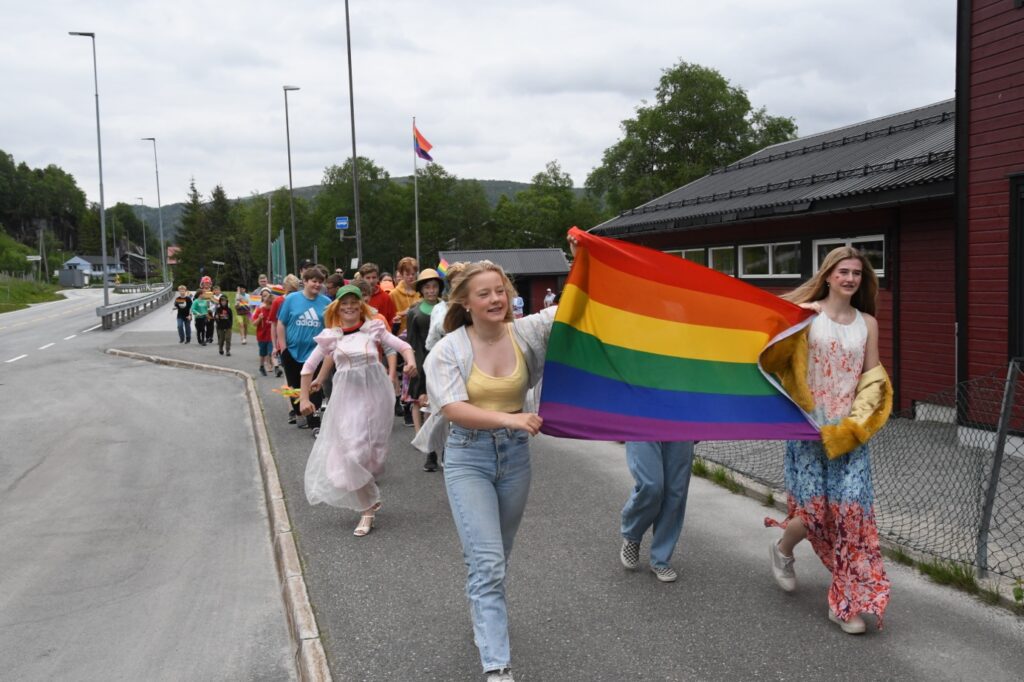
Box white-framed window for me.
[709,246,735,276]
[813,235,885,276]
[664,248,708,266]
[738,241,801,278]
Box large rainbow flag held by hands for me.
[538,227,819,442]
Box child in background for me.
[252,288,275,376]
[191,280,212,346]
[236,286,252,344]
[173,285,193,343]
[214,293,234,356]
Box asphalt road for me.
[111,297,1024,682]
[0,289,293,681]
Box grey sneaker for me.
[620,539,640,570]
[485,668,515,682]
[769,540,796,592]
[828,609,866,634]
[652,565,677,582]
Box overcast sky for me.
[2,0,957,208]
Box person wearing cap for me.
[543,288,555,308]
[298,284,417,536]
[406,268,444,469]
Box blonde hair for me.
[442,261,469,300]
[783,246,878,316]
[282,274,301,293]
[323,294,375,329]
[444,261,517,332]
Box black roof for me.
[592,99,955,237]
[438,248,570,276]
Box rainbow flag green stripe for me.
[547,322,778,396]
[538,227,819,442]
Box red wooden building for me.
[438,247,570,314]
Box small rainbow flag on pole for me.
[437,258,450,278]
[414,125,433,162]
[538,227,819,442]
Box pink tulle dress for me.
[302,320,411,511]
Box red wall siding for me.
[967,2,1024,380]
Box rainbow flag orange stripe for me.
[538,227,819,442]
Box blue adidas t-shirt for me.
[277,292,332,363]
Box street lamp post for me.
[283,85,300,274]
[69,31,109,306]
[136,197,148,285]
[140,137,167,283]
[343,0,363,266]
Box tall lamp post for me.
[69,31,109,306]
[344,0,362,265]
[140,137,167,283]
[136,197,148,284]
[283,85,300,274]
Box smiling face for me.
[420,280,441,303]
[465,271,509,324]
[337,293,362,326]
[303,277,323,298]
[828,258,863,299]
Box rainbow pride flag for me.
[414,124,433,162]
[437,258,450,278]
[538,227,819,442]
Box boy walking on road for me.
[276,267,331,428]
[173,285,192,343]
[214,293,234,356]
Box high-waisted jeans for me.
[443,424,532,673]
[621,440,694,568]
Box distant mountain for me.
[132,178,587,245]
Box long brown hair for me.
[443,261,518,333]
[783,246,878,315]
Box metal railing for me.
[696,358,1024,582]
[96,281,174,329]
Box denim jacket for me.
[411,306,556,454]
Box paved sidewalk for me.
[112,309,1024,681]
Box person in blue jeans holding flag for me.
[619,441,695,583]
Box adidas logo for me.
[295,308,321,328]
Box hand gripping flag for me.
[538,227,819,442]
[414,125,433,162]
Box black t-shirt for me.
[174,295,193,319]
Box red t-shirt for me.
[268,294,286,324]
[253,307,274,342]
[368,287,397,324]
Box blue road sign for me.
[336,216,349,230]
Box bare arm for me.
[441,401,543,435]
[275,320,287,354]
[862,313,880,371]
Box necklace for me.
[473,327,505,346]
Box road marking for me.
[64,334,77,340]
[5,354,27,363]
[38,343,54,350]
[81,324,102,333]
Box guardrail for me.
[96,282,174,329]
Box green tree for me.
[586,61,797,213]
[173,180,210,285]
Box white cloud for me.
[0,0,956,207]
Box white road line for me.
[38,343,55,350]
[81,324,102,333]
[5,354,27,363]
[64,334,77,340]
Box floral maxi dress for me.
[303,320,411,511]
[765,311,891,625]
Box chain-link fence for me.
[696,359,1024,582]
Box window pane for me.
[710,248,735,275]
[682,249,706,266]
[817,242,840,269]
[855,239,885,272]
[741,245,770,275]
[772,243,801,275]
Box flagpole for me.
[413,116,421,264]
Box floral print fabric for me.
[765,312,890,625]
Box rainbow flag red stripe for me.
[414,125,433,162]
[538,227,819,442]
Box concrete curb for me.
[698,457,1024,615]
[106,349,332,681]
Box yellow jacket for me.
[760,327,893,459]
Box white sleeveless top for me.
[806,310,867,423]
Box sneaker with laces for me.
[651,565,677,582]
[828,609,866,634]
[620,539,640,570]
[769,541,797,592]
[485,668,515,682]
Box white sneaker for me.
[769,541,796,592]
[485,668,515,681]
[828,609,867,634]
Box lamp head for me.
[68,31,95,37]
[141,137,155,141]
[283,85,300,91]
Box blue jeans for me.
[444,425,532,673]
[621,441,694,568]
[176,317,190,342]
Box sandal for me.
[353,502,383,537]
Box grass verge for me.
[0,277,64,314]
